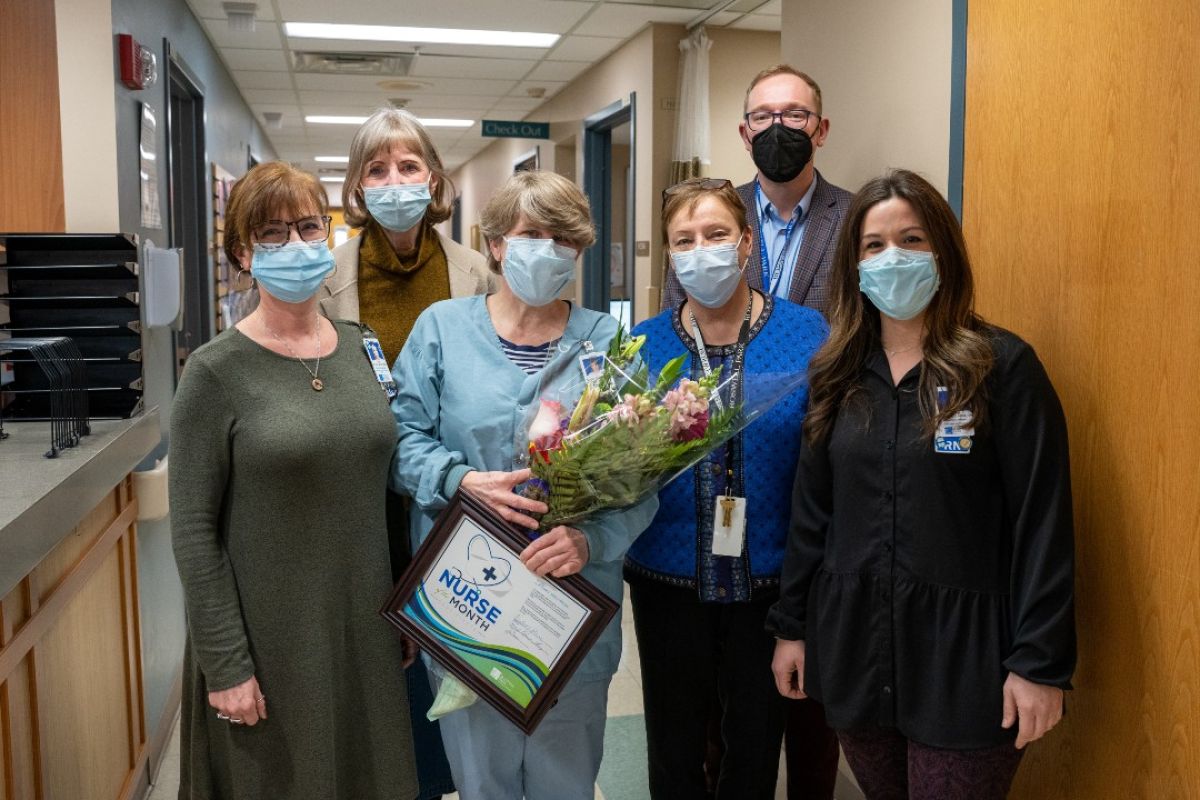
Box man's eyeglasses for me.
[253,215,333,248]
[743,108,818,133]
[662,178,734,203]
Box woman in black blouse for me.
[767,169,1075,799]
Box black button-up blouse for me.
[766,328,1076,749]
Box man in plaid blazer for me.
[661,65,851,317]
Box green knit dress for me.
[169,320,417,800]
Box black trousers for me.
[629,575,787,800]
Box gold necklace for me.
[263,316,325,391]
[882,342,922,358]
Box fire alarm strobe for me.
[118,34,158,90]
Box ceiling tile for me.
[728,14,780,31]
[185,0,280,21]
[706,11,741,26]
[297,91,513,111]
[283,37,553,61]
[295,73,517,96]
[525,60,590,82]
[510,80,568,100]
[407,54,538,81]
[487,96,544,112]
[745,0,780,13]
[275,0,590,33]
[242,88,301,104]
[602,0,712,7]
[233,69,295,90]
[572,4,697,38]
[221,48,290,71]
[545,35,624,62]
[198,16,285,49]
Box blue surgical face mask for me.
[502,237,577,307]
[670,238,746,309]
[363,182,432,232]
[858,246,940,320]
[251,241,335,304]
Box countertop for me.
[0,410,160,598]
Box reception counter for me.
[0,411,161,800]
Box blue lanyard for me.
[755,181,802,295]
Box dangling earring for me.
[234,268,254,292]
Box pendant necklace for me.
[264,316,325,391]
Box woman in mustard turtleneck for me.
[318,107,491,800]
[319,107,492,365]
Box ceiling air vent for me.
[292,51,415,76]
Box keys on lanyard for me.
[687,293,755,558]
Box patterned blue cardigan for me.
[625,294,828,598]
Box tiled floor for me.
[147,588,862,800]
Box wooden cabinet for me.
[0,478,147,800]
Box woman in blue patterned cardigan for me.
[626,178,834,799]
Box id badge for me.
[712,496,746,556]
[363,336,398,399]
[579,352,607,384]
[933,410,975,454]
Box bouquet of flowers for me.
[519,327,805,531]
[423,328,808,722]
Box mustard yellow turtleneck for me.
[356,221,451,365]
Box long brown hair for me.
[804,169,994,444]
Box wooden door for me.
[963,2,1200,797]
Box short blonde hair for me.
[342,108,455,228]
[224,161,326,264]
[479,171,596,274]
[744,65,823,116]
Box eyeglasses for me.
[743,108,818,132]
[253,215,333,248]
[662,178,734,203]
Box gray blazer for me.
[318,228,494,321]
[660,169,851,315]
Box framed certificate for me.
[381,490,618,734]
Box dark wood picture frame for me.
[381,489,618,734]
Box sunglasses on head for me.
[661,178,734,203]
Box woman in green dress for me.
[170,161,417,799]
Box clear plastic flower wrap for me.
[520,327,809,531]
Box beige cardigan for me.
[318,228,493,321]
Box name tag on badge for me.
[934,409,975,454]
[363,337,398,399]
[712,496,746,556]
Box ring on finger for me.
[256,696,266,705]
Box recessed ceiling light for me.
[285,22,558,49]
[315,156,350,163]
[306,115,474,128]
[319,176,345,183]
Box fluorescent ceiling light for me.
[319,176,345,183]
[306,115,474,128]
[285,22,558,48]
[315,155,349,163]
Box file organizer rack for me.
[0,233,145,421]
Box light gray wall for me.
[781,0,954,196]
[109,0,276,735]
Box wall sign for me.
[482,120,551,140]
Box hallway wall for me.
[781,0,954,195]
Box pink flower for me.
[608,393,655,428]
[528,399,568,456]
[662,379,711,441]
